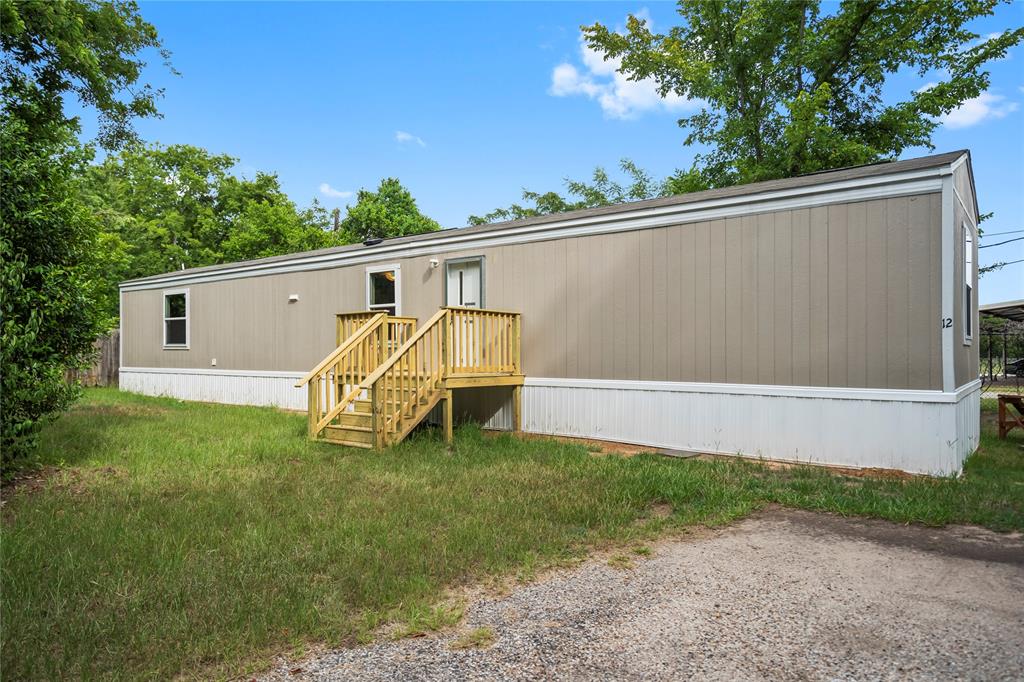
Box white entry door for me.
[446,259,482,308]
[446,259,483,370]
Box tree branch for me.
[814,0,880,88]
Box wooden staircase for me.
[296,307,522,449]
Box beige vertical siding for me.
[123,192,944,390]
[954,161,978,224]
[953,163,980,388]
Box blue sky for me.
[84,1,1023,303]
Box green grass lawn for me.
[3,388,1022,680]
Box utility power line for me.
[979,236,1024,249]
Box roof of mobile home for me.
[121,149,974,290]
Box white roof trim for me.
[121,164,952,292]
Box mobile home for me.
[119,150,981,475]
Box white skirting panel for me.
[953,382,981,470]
[120,369,982,475]
[120,368,306,410]
[484,378,983,476]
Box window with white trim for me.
[366,265,400,316]
[963,222,974,343]
[163,289,189,348]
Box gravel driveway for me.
[263,508,1024,681]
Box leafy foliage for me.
[468,159,668,225]
[0,101,108,468]
[584,0,1023,190]
[340,178,441,242]
[82,144,342,318]
[0,0,167,471]
[0,0,169,150]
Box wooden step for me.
[320,437,373,449]
[322,424,374,446]
[335,411,372,427]
[352,399,371,413]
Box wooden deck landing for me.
[297,307,523,449]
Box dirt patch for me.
[494,431,935,481]
[76,403,169,418]
[492,431,657,456]
[648,501,673,518]
[1,465,63,498]
[2,465,126,506]
[783,507,1024,566]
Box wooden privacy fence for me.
[67,331,120,387]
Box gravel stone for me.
[261,509,1024,681]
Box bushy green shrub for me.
[0,99,106,472]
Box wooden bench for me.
[997,394,1024,439]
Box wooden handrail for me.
[445,307,520,375]
[443,305,523,317]
[295,313,386,387]
[300,306,522,446]
[360,308,448,388]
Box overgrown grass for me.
[2,388,1021,679]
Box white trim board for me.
[118,289,125,369]
[122,366,305,378]
[941,176,955,392]
[954,186,977,228]
[523,377,977,404]
[121,168,950,292]
[161,287,190,349]
[120,367,974,402]
[365,263,402,316]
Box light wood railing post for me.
[442,389,453,444]
[371,383,383,448]
[512,313,522,374]
[308,380,318,438]
[442,310,452,380]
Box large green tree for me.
[469,159,668,225]
[340,178,441,242]
[1,0,167,468]
[82,143,342,318]
[584,0,1023,190]
[1,0,169,150]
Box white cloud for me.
[941,92,1019,129]
[548,12,699,119]
[395,130,426,147]
[319,183,353,199]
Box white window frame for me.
[365,263,401,316]
[963,221,974,345]
[163,288,190,349]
